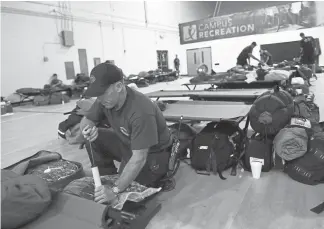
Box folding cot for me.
[146,88,268,103]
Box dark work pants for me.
[85,128,171,187]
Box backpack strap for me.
[310,201,324,214]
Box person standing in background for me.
[174,55,180,75]
[299,32,317,77]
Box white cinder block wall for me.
[1,1,212,97]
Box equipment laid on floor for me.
[191,121,243,179]
[248,87,294,136]
[1,170,52,229]
[146,88,268,103]
[284,134,324,185]
[4,152,162,229]
[182,80,283,90]
[1,100,13,115]
[18,191,161,229]
[14,87,72,106]
[244,133,274,172]
[4,150,84,191]
[162,100,251,176]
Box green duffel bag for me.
[33,95,50,106]
[49,92,70,104]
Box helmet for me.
[197,64,208,76]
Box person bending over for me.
[299,32,317,77]
[259,49,273,66]
[80,63,172,204]
[236,42,264,69]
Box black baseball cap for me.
[84,63,123,97]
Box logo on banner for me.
[183,24,197,42]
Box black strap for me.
[310,202,324,214]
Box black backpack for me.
[191,122,243,180]
[284,135,324,185]
[244,133,274,172]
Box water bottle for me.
[237,163,245,179]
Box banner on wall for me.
[179,1,322,44]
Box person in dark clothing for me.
[259,49,273,66]
[300,32,316,75]
[236,42,264,68]
[80,63,172,204]
[49,74,63,87]
[174,55,180,73]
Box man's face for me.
[97,82,121,109]
[300,34,305,39]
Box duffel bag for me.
[50,92,70,104]
[4,150,84,191]
[1,170,52,229]
[33,95,50,106]
[191,121,243,179]
[256,68,269,81]
[168,123,197,159]
[244,133,274,172]
[249,87,294,136]
[284,135,324,185]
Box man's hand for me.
[94,185,117,204]
[82,125,98,142]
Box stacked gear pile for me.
[124,69,178,88]
[246,78,324,186]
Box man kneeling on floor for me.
[80,63,173,204]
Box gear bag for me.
[244,133,274,172]
[249,86,294,136]
[284,135,324,185]
[191,122,243,179]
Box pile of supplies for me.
[1,97,13,115]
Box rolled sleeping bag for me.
[273,127,309,161]
[291,77,305,85]
[264,70,290,81]
[248,89,294,136]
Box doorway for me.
[78,49,89,76]
[93,58,101,67]
[186,47,212,75]
[157,50,169,71]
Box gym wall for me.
[179,1,324,74]
[1,1,212,97]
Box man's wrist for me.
[112,186,120,195]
